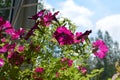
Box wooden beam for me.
[0,3,40,10]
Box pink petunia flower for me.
[31,9,45,20]
[68,59,73,67]
[31,9,59,27]
[18,46,25,52]
[0,43,17,54]
[11,32,20,40]
[7,52,24,65]
[35,45,40,52]
[61,57,68,62]
[5,27,15,35]
[0,47,7,53]
[74,32,84,43]
[8,43,16,52]
[92,39,108,59]
[53,26,74,45]
[9,28,25,40]
[74,30,92,43]
[60,58,73,67]
[1,38,6,43]
[34,67,44,74]
[0,58,4,67]
[0,17,11,32]
[0,44,8,53]
[78,66,87,75]
[41,11,59,26]
[3,21,11,28]
[56,72,60,78]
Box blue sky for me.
[44,0,120,43]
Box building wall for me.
[11,0,38,29]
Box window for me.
[0,0,41,29]
[0,0,11,20]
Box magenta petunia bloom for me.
[0,19,25,40]
[17,28,25,34]
[78,66,87,75]
[0,58,4,67]
[34,67,44,74]
[42,12,53,26]
[0,43,17,54]
[31,9,45,20]
[0,44,8,53]
[18,46,25,52]
[61,57,68,61]
[74,32,84,43]
[53,26,74,45]
[41,11,59,26]
[7,52,24,65]
[5,27,15,35]
[3,21,11,28]
[31,10,59,27]
[81,67,87,74]
[9,28,25,40]
[76,30,92,40]
[0,17,13,35]
[4,27,18,40]
[60,58,73,67]
[8,43,16,52]
[1,38,6,43]
[56,72,60,78]
[0,16,12,37]
[0,46,7,53]
[92,39,108,59]
[11,32,20,40]
[68,59,73,67]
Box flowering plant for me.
[0,9,108,80]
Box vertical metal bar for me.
[12,0,24,27]
[9,0,14,23]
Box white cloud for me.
[96,14,120,43]
[43,0,53,10]
[44,0,94,30]
[44,3,53,9]
[57,0,94,29]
